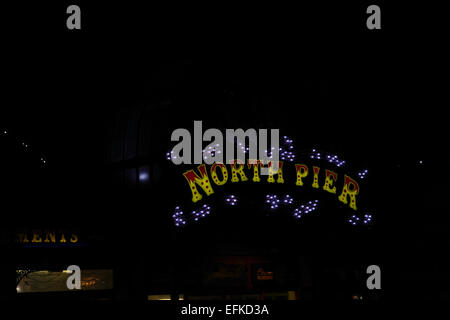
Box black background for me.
[1,1,449,303]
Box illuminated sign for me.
[15,229,79,246]
[183,160,360,210]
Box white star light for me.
[293,200,319,219]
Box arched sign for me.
[167,136,374,228]
[183,162,359,210]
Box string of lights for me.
[265,194,280,210]
[173,197,374,227]
[282,194,294,205]
[172,203,213,227]
[293,200,319,219]
[1,127,48,167]
[348,214,360,226]
[266,194,296,209]
[237,141,249,154]
[280,136,295,162]
[203,144,222,161]
[310,149,345,167]
[165,134,380,229]
[363,214,373,224]
[166,150,175,161]
[172,206,186,226]
[166,134,297,163]
[225,194,238,206]
[357,169,369,179]
[263,135,296,162]
[192,204,211,221]
[348,213,373,226]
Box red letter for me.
[183,164,215,203]
[323,169,338,194]
[338,175,360,210]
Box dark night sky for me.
[2,2,447,155]
[1,2,449,300]
[1,3,448,206]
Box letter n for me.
[183,164,214,202]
